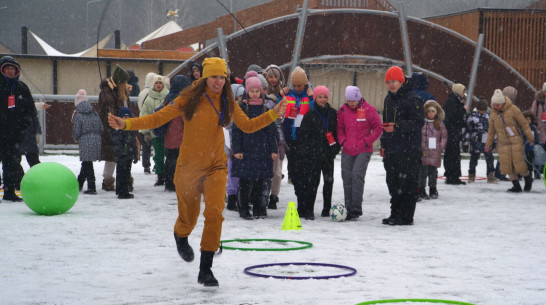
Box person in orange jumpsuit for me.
[108,57,286,287]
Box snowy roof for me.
[30,31,111,57]
[135,20,182,46]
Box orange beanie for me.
[385,66,405,83]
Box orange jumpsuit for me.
[124,87,278,251]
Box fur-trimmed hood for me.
[424,100,445,122]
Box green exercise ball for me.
[21,162,79,215]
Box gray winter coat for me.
[73,101,103,161]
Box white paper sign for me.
[428,137,437,149]
[294,114,304,128]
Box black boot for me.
[418,188,430,200]
[154,174,165,186]
[523,175,533,192]
[77,175,85,191]
[84,180,97,195]
[3,188,22,202]
[174,233,194,262]
[198,251,219,287]
[226,194,238,211]
[238,192,253,220]
[268,195,278,210]
[507,180,522,193]
[429,187,438,199]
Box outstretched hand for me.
[274,98,287,117]
[108,113,126,130]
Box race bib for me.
[8,95,15,108]
[542,112,546,122]
[506,126,515,137]
[288,106,298,119]
[325,131,336,146]
[356,108,367,121]
[428,137,436,149]
[294,114,304,127]
[481,133,487,144]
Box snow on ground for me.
[1,153,545,305]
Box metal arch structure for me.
[167,7,536,109]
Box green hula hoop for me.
[355,299,476,305]
[220,239,313,251]
[543,164,546,187]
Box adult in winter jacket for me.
[127,70,140,97]
[485,89,535,192]
[163,75,192,192]
[98,64,131,192]
[0,56,36,201]
[337,86,382,220]
[140,75,169,186]
[443,83,468,185]
[297,86,341,220]
[419,100,447,200]
[108,57,287,287]
[73,89,103,194]
[137,72,156,174]
[380,66,424,226]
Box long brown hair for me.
[181,77,235,126]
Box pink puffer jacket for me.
[337,101,382,156]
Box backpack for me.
[152,105,169,138]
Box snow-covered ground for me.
[1,153,544,305]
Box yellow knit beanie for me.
[202,57,227,79]
[290,66,308,86]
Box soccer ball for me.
[329,204,347,222]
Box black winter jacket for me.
[443,92,467,142]
[0,75,36,148]
[380,82,424,155]
[298,103,341,161]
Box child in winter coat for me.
[264,64,287,209]
[522,110,540,179]
[140,75,169,186]
[225,84,245,211]
[72,89,103,194]
[419,100,447,200]
[112,107,139,199]
[231,76,278,219]
[485,89,535,192]
[282,66,313,213]
[337,86,382,219]
[465,98,498,183]
[298,86,341,220]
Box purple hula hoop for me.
[244,262,357,280]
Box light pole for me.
[86,0,103,48]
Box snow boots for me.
[226,194,238,211]
[198,251,219,287]
[102,177,115,191]
[524,175,533,192]
[468,174,475,183]
[154,174,165,186]
[268,195,278,210]
[487,173,500,183]
[77,175,85,191]
[429,187,438,199]
[507,180,522,193]
[418,188,430,200]
[84,180,97,195]
[174,233,194,262]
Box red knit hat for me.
[385,66,405,83]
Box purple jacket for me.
[421,121,447,168]
[337,101,382,156]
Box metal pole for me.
[217,28,228,62]
[466,33,484,112]
[396,2,413,75]
[289,0,310,82]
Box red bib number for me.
[357,108,366,121]
[8,95,15,108]
[542,112,546,122]
[288,106,298,119]
[325,131,336,146]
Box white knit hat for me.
[452,83,466,98]
[491,89,506,105]
[74,89,88,106]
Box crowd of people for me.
[1,54,544,286]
